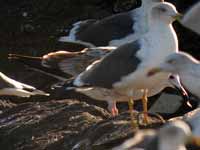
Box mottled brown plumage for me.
[9,47,113,77]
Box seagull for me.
[0,72,49,97]
[181,1,200,34]
[59,0,164,47]
[113,120,200,150]
[62,2,182,123]
[8,47,115,78]
[147,51,200,99]
[8,52,188,117]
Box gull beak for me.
[173,13,183,22]
[147,68,162,77]
[168,75,190,104]
[173,82,191,107]
[174,83,189,101]
[190,136,200,147]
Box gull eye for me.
[167,59,176,64]
[159,7,166,12]
[169,75,175,80]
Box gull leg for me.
[128,98,138,128]
[107,101,119,116]
[142,89,149,124]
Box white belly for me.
[113,67,169,99]
[76,87,129,102]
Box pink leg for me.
[107,101,119,116]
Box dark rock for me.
[0,99,110,150]
[0,99,166,150]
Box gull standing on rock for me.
[8,51,188,116]
[64,2,182,123]
[59,0,164,47]
[8,1,187,118]
[147,52,200,99]
[0,72,49,97]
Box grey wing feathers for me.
[80,41,141,88]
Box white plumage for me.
[148,51,200,99]
[72,2,182,118]
[0,72,49,97]
[74,2,180,101]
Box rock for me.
[149,91,184,114]
[0,99,165,150]
[148,89,196,117]
[0,99,110,150]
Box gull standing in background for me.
[8,0,167,117]
[59,0,164,47]
[9,51,188,116]
[64,2,181,123]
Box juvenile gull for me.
[9,47,115,78]
[113,120,200,150]
[0,72,49,97]
[147,51,200,99]
[181,1,200,34]
[59,0,164,47]
[65,2,181,122]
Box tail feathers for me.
[74,19,97,34]
[8,53,42,61]
[8,53,42,67]
[64,19,96,41]
[8,53,70,79]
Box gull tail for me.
[8,53,42,60]
[59,19,97,42]
[8,53,69,81]
[8,53,43,67]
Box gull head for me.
[150,2,182,24]
[147,52,199,76]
